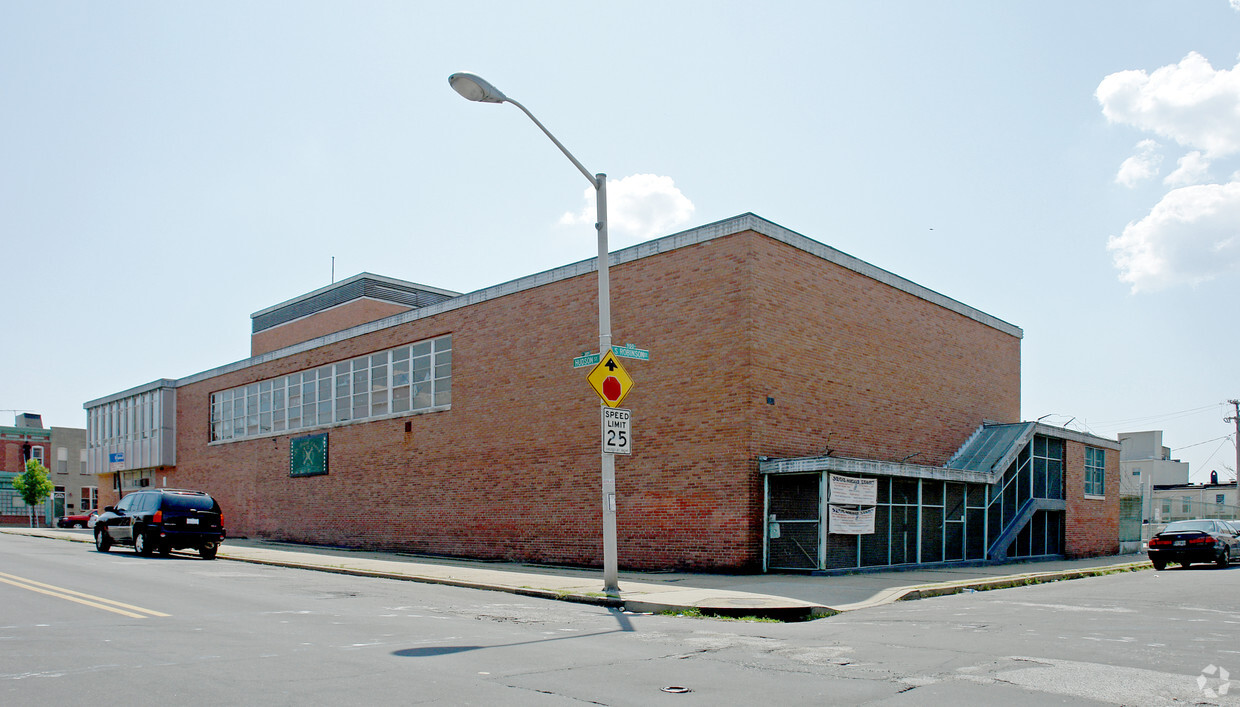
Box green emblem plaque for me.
[289,432,328,477]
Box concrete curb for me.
[3,529,1149,620]
[864,561,1152,608]
[228,554,625,609]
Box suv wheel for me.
[200,542,218,560]
[134,529,154,557]
[94,529,111,553]
[1218,548,1230,568]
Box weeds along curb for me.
[897,561,1153,601]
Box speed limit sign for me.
[602,407,631,455]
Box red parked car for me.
[56,509,98,529]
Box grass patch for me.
[657,607,785,623]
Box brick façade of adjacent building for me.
[88,214,1120,571]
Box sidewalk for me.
[3,528,1151,620]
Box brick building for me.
[2,415,93,526]
[85,214,1120,571]
[2,414,52,525]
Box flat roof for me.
[123,212,1023,391]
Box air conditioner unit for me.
[139,478,150,487]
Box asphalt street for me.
[1,532,1236,705]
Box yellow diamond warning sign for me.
[587,349,634,408]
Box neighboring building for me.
[1118,430,1189,495]
[85,213,1121,571]
[49,426,93,516]
[1,415,92,525]
[1150,475,1239,524]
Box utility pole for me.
[1227,399,1240,511]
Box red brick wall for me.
[1063,440,1121,557]
[1,437,50,474]
[167,229,1022,571]
[749,237,1021,466]
[251,299,414,356]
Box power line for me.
[1173,434,1235,452]
[1087,403,1224,431]
[1193,436,1235,478]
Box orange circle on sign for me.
[603,376,621,401]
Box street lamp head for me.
[448,72,508,104]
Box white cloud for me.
[559,173,695,243]
[1115,139,1162,187]
[1232,0,1240,12]
[1164,151,1212,187]
[1099,51,1240,291]
[1107,180,1240,292]
[1096,52,1240,158]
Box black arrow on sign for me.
[605,359,618,371]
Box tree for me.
[12,458,54,528]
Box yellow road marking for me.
[0,571,170,619]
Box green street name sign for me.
[573,344,649,368]
[611,344,649,361]
[572,353,602,369]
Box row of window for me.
[767,436,1108,571]
[88,391,162,447]
[768,473,1067,570]
[52,485,98,511]
[54,447,89,475]
[210,335,452,442]
[0,483,95,513]
[1162,495,1230,513]
[11,446,89,474]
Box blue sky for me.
[3,2,1238,482]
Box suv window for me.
[161,493,217,512]
[115,494,136,512]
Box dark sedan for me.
[1147,519,1240,570]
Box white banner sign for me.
[828,505,876,535]
[829,474,877,505]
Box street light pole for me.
[449,72,620,594]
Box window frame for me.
[1084,447,1106,498]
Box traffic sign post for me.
[586,350,634,407]
[602,407,631,455]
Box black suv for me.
[94,489,225,559]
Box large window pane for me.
[370,353,389,415]
[889,504,917,565]
[859,504,890,567]
[921,507,943,563]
